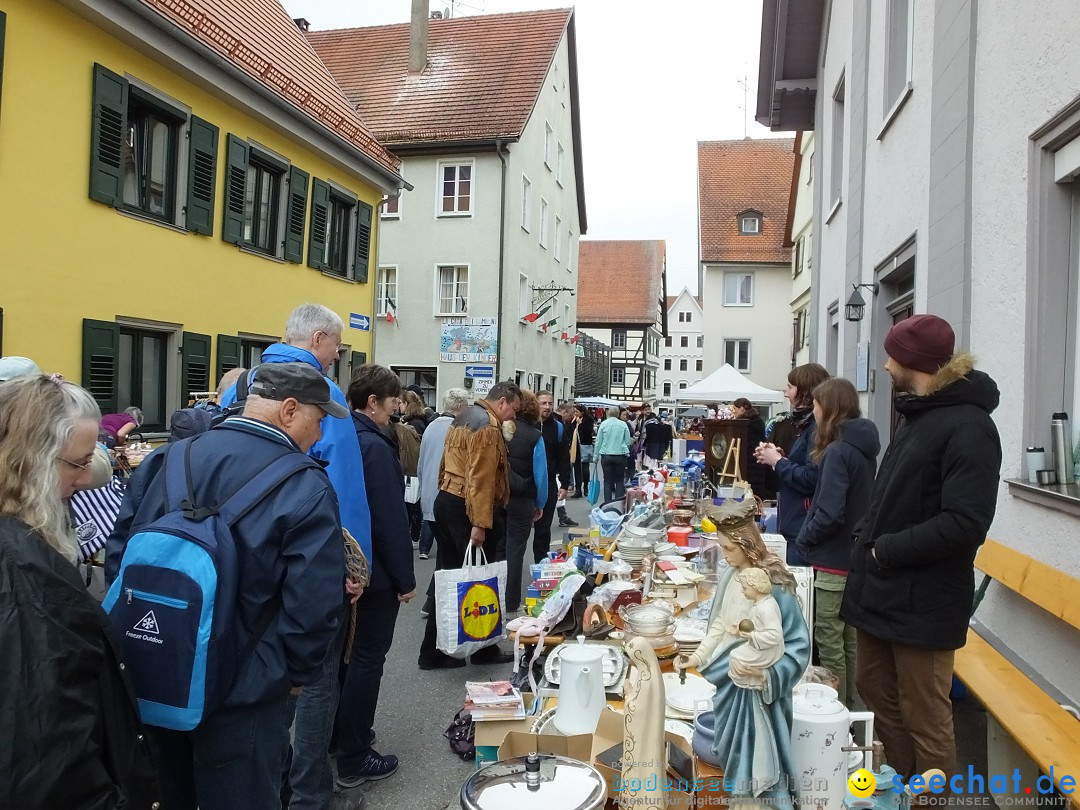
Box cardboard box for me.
[473,717,533,769]
[592,715,697,810]
[496,727,593,764]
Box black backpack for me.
[168,371,250,442]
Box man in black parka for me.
[842,314,1001,781]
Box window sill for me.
[722,302,754,307]
[238,245,285,263]
[825,197,843,224]
[380,215,399,222]
[520,225,530,234]
[1006,478,1080,518]
[435,312,470,318]
[117,207,188,234]
[877,83,913,141]
[436,212,472,219]
[320,271,359,284]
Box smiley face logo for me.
[847,768,877,798]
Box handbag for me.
[579,444,594,462]
[435,545,507,658]
[403,475,420,504]
[587,460,601,505]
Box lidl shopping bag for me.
[435,545,508,658]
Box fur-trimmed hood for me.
[896,352,1000,416]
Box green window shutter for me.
[284,166,309,263]
[221,135,249,245]
[82,319,119,414]
[353,201,373,283]
[350,351,367,379]
[308,178,330,271]
[180,332,212,400]
[89,64,128,207]
[216,334,242,381]
[185,117,219,235]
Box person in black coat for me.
[732,398,775,500]
[336,365,417,787]
[842,316,1001,780]
[534,392,573,562]
[756,363,831,565]
[793,379,880,707]
[571,404,595,498]
[503,391,547,612]
[0,374,160,809]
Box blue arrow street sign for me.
[350,313,371,331]
[465,365,494,378]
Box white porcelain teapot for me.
[791,683,875,809]
[553,636,606,735]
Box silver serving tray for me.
[543,642,627,688]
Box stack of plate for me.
[614,546,649,569]
[662,672,716,720]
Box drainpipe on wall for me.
[495,138,508,381]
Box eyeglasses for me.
[58,456,94,471]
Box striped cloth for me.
[69,477,126,562]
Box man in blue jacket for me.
[220,303,369,810]
[107,362,348,810]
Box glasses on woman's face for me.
[58,455,94,471]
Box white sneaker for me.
[411,540,420,549]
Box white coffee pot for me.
[553,636,606,735]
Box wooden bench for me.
[954,539,1080,807]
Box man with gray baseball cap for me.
[248,362,348,420]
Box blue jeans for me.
[336,587,401,774]
[419,519,436,555]
[286,624,345,810]
[147,697,291,810]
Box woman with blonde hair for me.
[0,375,159,807]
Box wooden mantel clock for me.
[702,419,751,484]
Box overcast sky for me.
[282,0,783,295]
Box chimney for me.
[292,17,310,33]
[409,0,429,74]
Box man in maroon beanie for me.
[841,314,1001,783]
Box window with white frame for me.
[557,142,565,185]
[697,335,704,348]
[723,272,754,306]
[678,381,688,391]
[540,198,549,248]
[679,359,688,371]
[435,265,469,315]
[612,330,626,349]
[739,214,761,234]
[724,339,751,372]
[830,77,845,209]
[438,162,472,215]
[564,304,570,335]
[381,194,400,219]
[663,382,671,397]
[612,366,625,384]
[680,336,688,348]
[885,0,914,116]
[664,359,671,371]
[565,229,573,267]
[376,266,397,317]
[554,216,562,261]
[519,273,530,320]
[544,123,554,169]
[520,175,531,231]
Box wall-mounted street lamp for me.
[845,283,879,322]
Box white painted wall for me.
[791,132,814,367]
[658,287,705,404]
[373,30,581,400]
[701,262,791,391]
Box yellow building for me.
[0,0,403,432]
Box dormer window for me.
[738,209,763,235]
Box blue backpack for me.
[103,438,317,730]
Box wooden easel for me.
[716,437,743,486]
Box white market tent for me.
[676,364,785,404]
[575,396,626,409]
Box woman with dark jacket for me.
[794,379,879,706]
[731,397,775,500]
[335,365,417,787]
[571,404,594,498]
[755,363,830,566]
[503,391,548,613]
[0,374,159,809]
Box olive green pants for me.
[814,571,857,706]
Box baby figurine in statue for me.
[727,568,785,690]
[674,498,809,808]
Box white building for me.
[308,6,586,404]
[577,240,667,403]
[788,132,814,369]
[757,0,1080,780]
[658,287,705,407]
[697,139,795,392]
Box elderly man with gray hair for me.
[416,388,470,564]
[220,303,369,810]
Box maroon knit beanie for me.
[883,314,955,374]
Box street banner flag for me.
[522,304,551,323]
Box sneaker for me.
[418,552,429,560]
[419,607,429,617]
[418,652,466,670]
[558,517,579,527]
[411,540,420,549]
[335,750,399,788]
[470,646,516,665]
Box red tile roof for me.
[698,138,795,264]
[137,0,400,172]
[305,9,572,145]
[578,240,666,325]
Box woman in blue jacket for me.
[755,363,830,566]
[335,365,417,788]
[794,378,879,706]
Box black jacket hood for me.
[839,417,882,459]
[895,353,1000,417]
